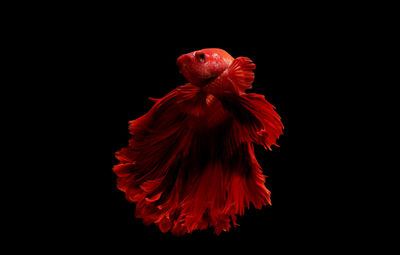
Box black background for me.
[9,2,390,251]
[103,35,335,245]
[50,11,362,251]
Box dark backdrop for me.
[62,18,352,250]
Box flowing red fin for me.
[240,94,284,150]
[217,93,283,150]
[113,81,279,235]
[148,97,159,103]
[228,57,256,93]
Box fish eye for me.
[197,52,206,62]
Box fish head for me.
[177,48,234,86]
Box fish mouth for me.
[177,54,194,77]
[176,54,190,69]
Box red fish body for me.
[113,48,283,235]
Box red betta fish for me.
[113,48,283,235]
